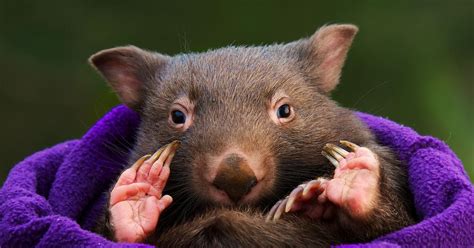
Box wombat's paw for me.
[321,141,380,219]
[109,141,179,243]
[267,141,380,222]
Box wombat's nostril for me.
[212,154,258,203]
[246,178,257,194]
[213,174,257,203]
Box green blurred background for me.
[1,0,472,184]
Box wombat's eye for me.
[277,104,291,118]
[269,96,295,125]
[171,110,186,124]
[169,98,194,131]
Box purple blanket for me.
[1,105,473,247]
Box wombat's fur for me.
[92,24,416,247]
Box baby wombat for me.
[91,24,415,247]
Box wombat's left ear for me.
[297,24,358,93]
[89,46,169,110]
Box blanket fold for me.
[1,105,472,247]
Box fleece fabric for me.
[1,105,472,247]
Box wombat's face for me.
[90,24,358,208]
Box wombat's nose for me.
[212,153,258,203]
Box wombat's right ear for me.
[89,46,169,109]
[293,24,358,94]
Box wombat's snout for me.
[212,153,258,203]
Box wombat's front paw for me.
[267,140,380,222]
[109,141,179,243]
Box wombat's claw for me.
[340,140,360,151]
[321,150,339,167]
[266,199,287,222]
[266,179,326,222]
[131,140,180,171]
[152,140,180,161]
[321,140,360,167]
[273,197,289,221]
[266,196,288,221]
[266,200,281,222]
[266,197,290,222]
[286,185,304,213]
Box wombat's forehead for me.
[160,46,302,97]
[168,47,294,86]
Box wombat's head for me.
[90,24,358,208]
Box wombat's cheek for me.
[192,149,276,205]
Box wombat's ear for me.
[89,46,169,109]
[298,24,358,93]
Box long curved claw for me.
[131,154,151,170]
[285,185,304,212]
[340,140,360,151]
[150,140,181,162]
[273,198,288,221]
[322,142,358,167]
[325,146,344,161]
[321,150,339,167]
[302,179,324,198]
[326,143,349,157]
[266,200,282,222]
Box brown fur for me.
[91,24,416,247]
